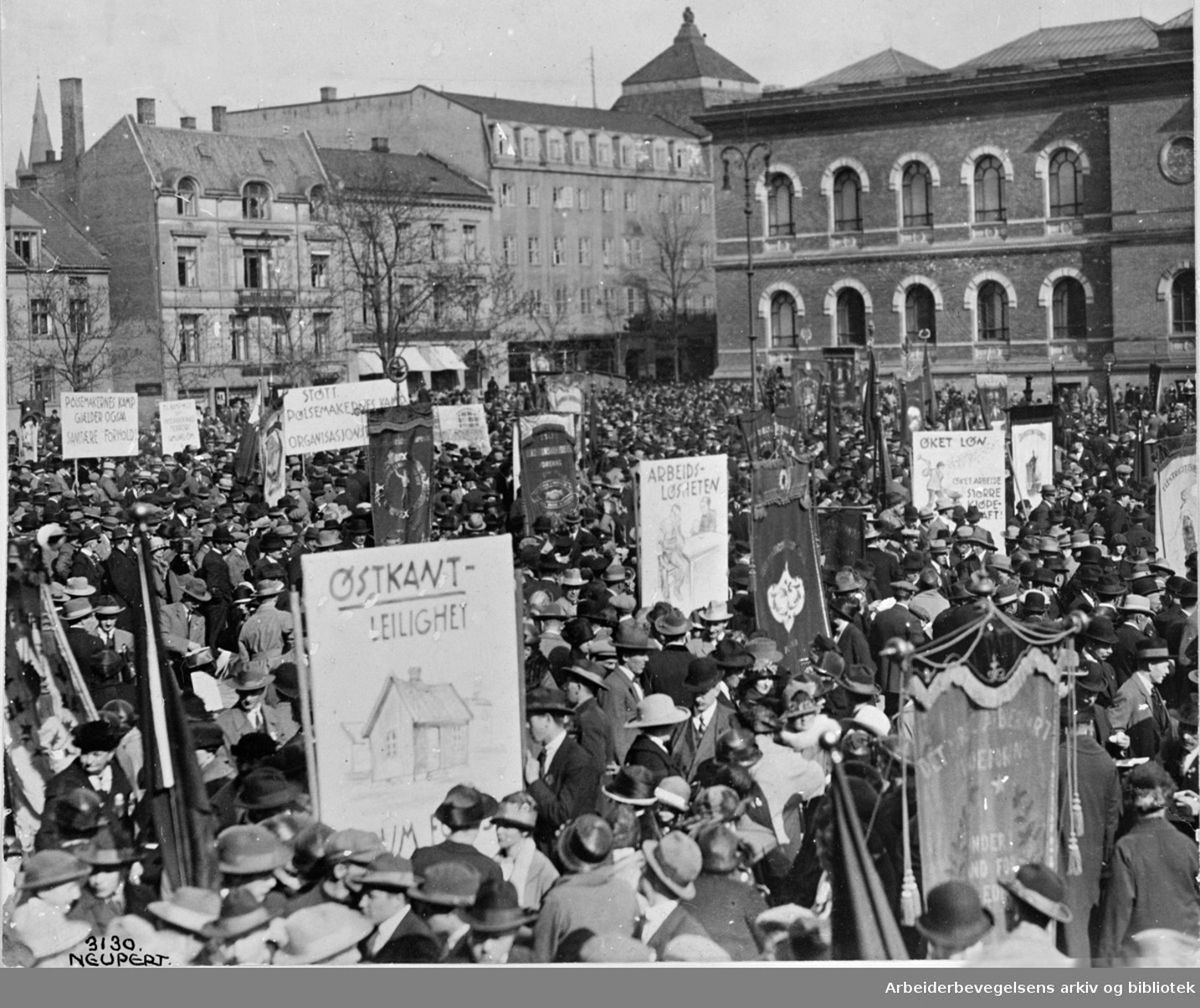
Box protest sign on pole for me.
[1155,445,1198,573]
[281,380,400,455]
[911,429,1006,545]
[511,413,574,486]
[975,374,1009,430]
[637,455,728,615]
[1009,407,1055,513]
[544,375,584,415]
[259,407,286,507]
[301,536,522,849]
[910,646,1061,933]
[433,404,491,454]
[60,392,139,459]
[366,404,435,546]
[519,423,579,531]
[159,399,201,456]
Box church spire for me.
[29,81,55,164]
[16,149,27,174]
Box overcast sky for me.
[1,0,1189,181]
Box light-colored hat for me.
[273,904,374,965]
[654,775,692,813]
[625,693,690,729]
[12,903,92,961]
[698,599,731,622]
[147,885,223,934]
[1118,594,1154,617]
[642,833,702,900]
[63,576,97,597]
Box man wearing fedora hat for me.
[622,694,690,783]
[1111,594,1157,684]
[532,813,639,962]
[354,853,440,963]
[1109,638,1175,760]
[237,579,294,667]
[524,687,602,855]
[454,879,537,963]
[1077,615,1120,707]
[603,623,654,761]
[408,861,483,961]
[216,658,298,750]
[412,785,505,888]
[916,880,994,960]
[972,863,1074,965]
[668,657,739,783]
[200,523,236,651]
[158,575,211,660]
[492,791,559,910]
[684,822,767,961]
[636,832,711,958]
[1097,761,1200,965]
[40,721,135,851]
[561,660,617,773]
[200,888,284,965]
[273,902,375,965]
[644,608,695,707]
[92,595,134,663]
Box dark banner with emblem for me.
[910,648,1060,933]
[738,407,802,462]
[752,465,828,676]
[818,507,868,571]
[823,348,858,408]
[365,403,435,545]
[520,423,579,531]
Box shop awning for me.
[422,345,466,372]
[355,345,464,376]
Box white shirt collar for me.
[639,899,678,943]
[541,729,567,766]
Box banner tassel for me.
[900,870,920,927]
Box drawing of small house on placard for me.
[340,722,371,779]
[362,667,472,783]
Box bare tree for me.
[624,210,710,381]
[446,256,537,388]
[18,272,128,392]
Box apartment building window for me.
[176,178,198,217]
[310,251,329,288]
[702,294,714,312]
[902,162,933,227]
[229,316,249,360]
[272,316,287,357]
[1171,270,1195,333]
[502,235,516,265]
[526,186,540,207]
[619,140,634,167]
[601,188,613,212]
[528,237,541,265]
[177,246,198,287]
[432,285,447,325]
[242,181,271,220]
[30,298,50,336]
[596,138,613,166]
[904,285,937,343]
[573,139,589,164]
[548,137,564,162]
[700,192,711,214]
[33,365,55,403]
[974,156,1006,223]
[653,143,668,170]
[625,286,640,316]
[631,238,643,266]
[657,193,668,213]
[977,281,1009,340]
[11,230,37,263]
[179,314,202,361]
[623,237,633,267]
[767,175,795,236]
[552,237,565,266]
[499,182,514,207]
[462,224,477,257]
[530,289,544,316]
[242,249,269,288]
[602,238,613,267]
[553,286,569,316]
[398,284,414,323]
[602,284,615,313]
[361,283,375,325]
[68,280,89,338]
[312,312,330,356]
[521,134,538,160]
[770,293,797,347]
[1052,278,1087,339]
[623,190,637,212]
[833,169,862,232]
[578,237,591,266]
[430,224,445,261]
[700,243,712,267]
[677,194,690,214]
[580,287,594,314]
[577,187,590,211]
[553,186,574,209]
[836,289,867,346]
[1048,149,1083,217]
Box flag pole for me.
[289,589,322,822]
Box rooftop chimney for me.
[370,137,390,153]
[180,116,196,130]
[319,86,338,102]
[211,106,226,133]
[17,168,39,191]
[60,78,84,168]
[136,97,156,125]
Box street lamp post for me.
[1102,351,1116,432]
[721,142,772,417]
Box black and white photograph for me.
[1,0,1196,989]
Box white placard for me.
[1156,450,1198,575]
[637,454,729,615]
[434,404,491,454]
[159,399,201,456]
[911,429,1007,546]
[60,392,139,459]
[1010,420,1054,513]
[281,380,401,455]
[301,536,522,847]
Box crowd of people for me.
[3,373,1197,967]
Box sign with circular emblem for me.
[385,355,409,385]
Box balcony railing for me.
[237,288,295,309]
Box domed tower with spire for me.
[614,8,760,133]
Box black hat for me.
[683,656,722,694]
[525,686,573,716]
[434,784,499,830]
[72,719,121,753]
[460,878,537,934]
[601,765,658,806]
[915,881,994,950]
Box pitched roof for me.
[1158,8,1192,31]
[622,8,758,87]
[131,121,326,196]
[362,675,472,738]
[955,17,1160,69]
[440,91,700,139]
[317,148,487,202]
[803,48,940,88]
[5,186,108,270]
